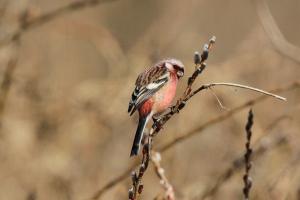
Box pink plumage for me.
[128,58,184,156]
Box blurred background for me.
[0,0,299,199]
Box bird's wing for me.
[128,64,169,115]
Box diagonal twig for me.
[190,82,286,101]
[152,151,175,200]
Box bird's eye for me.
[177,70,184,78]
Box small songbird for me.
[128,58,184,156]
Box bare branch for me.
[152,151,175,200]
[129,136,152,200]
[191,82,286,101]
[208,87,229,111]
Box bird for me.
[128,58,184,156]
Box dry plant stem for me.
[151,151,175,200]
[190,83,286,101]
[183,36,216,96]
[253,0,300,64]
[243,109,254,200]
[129,137,152,200]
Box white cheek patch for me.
[165,62,173,71]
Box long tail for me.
[130,116,149,157]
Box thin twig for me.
[191,82,286,101]
[208,87,229,111]
[151,151,175,200]
[243,109,254,200]
[129,137,152,200]
[89,81,299,200]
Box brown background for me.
[0,0,299,199]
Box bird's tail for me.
[130,115,149,157]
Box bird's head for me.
[164,58,185,79]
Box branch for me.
[129,136,152,200]
[253,0,300,64]
[191,82,286,101]
[152,151,175,200]
[89,81,299,200]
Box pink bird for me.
[128,58,184,156]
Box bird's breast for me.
[152,74,178,114]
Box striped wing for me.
[128,65,169,116]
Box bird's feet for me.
[152,116,163,131]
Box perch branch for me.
[129,136,152,200]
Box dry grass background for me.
[0,0,300,199]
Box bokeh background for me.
[0,0,299,199]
